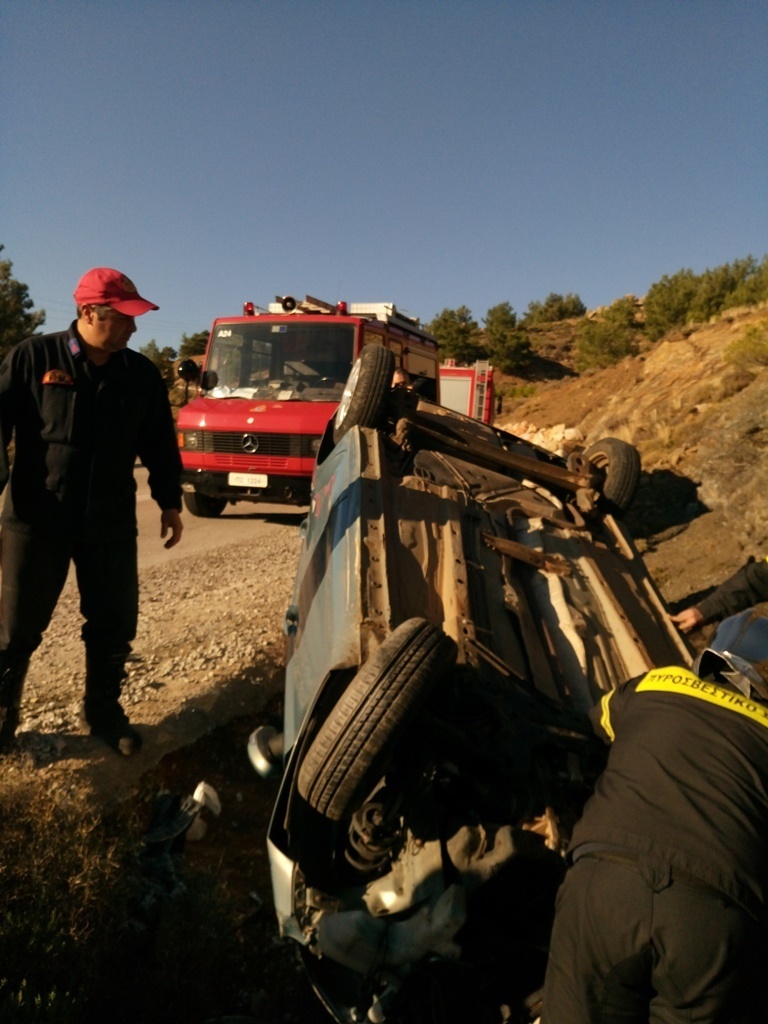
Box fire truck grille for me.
[185,431,318,457]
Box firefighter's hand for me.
[161,508,183,549]
[670,606,704,633]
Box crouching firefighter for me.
[541,610,768,1024]
[0,267,183,756]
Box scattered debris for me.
[140,781,222,897]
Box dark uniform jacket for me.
[0,325,182,540]
[697,557,768,623]
[570,665,768,920]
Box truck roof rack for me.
[266,295,430,337]
[349,302,422,330]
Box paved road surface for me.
[135,466,307,568]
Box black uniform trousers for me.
[541,856,765,1024]
[0,527,138,663]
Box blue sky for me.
[2,1,766,351]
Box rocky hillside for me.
[496,303,768,618]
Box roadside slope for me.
[499,304,768,608]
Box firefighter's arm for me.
[670,606,704,633]
[681,557,768,628]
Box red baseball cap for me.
[74,267,159,316]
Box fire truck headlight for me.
[182,431,201,450]
[310,437,322,455]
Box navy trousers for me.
[0,527,138,662]
[541,855,765,1023]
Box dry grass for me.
[0,769,123,1021]
[0,759,244,1023]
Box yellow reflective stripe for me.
[637,666,768,730]
[599,689,616,741]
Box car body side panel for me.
[384,477,471,648]
[284,434,367,748]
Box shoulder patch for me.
[42,369,75,386]
[638,667,768,730]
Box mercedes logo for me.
[241,433,259,454]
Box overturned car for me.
[250,345,691,1023]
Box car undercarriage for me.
[251,345,691,1024]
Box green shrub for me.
[499,383,537,401]
[645,255,768,341]
[688,257,764,323]
[727,255,768,308]
[483,303,533,373]
[489,332,533,373]
[724,321,768,367]
[644,269,700,341]
[178,330,209,359]
[140,340,178,388]
[522,292,586,326]
[428,305,486,364]
[575,297,641,370]
[0,246,46,359]
[483,301,532,372]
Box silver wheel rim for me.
[335,358,362,428]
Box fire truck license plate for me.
[229,472,268,488]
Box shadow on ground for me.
[624,467,708,541]
[14,661,286,804]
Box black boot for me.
[80,654,142,756]
[0,654,31,754]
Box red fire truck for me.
[439,358,497,426]
[176,295,440,516]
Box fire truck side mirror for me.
[177,359,201,383]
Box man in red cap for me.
[0,267,183,756]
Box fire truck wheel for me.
[183,490,227,518]
[333,345,396,445]
[584,437,641,515]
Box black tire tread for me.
[584,436,641,514]
[333,345,396,444]
[183,490,227,517]
[297,619,457,820]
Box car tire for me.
[297,618,457,821]
[333,345,396,445]
[584,437,641,515]
[182,490,227,518]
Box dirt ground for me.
[3,523,321,1023]
[149,709,333,1024]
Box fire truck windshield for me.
[205,321,356,400]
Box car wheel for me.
[584,436,641,515]
[333,345,396,445]
[297,618,457,821]
[182,490,227,518]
